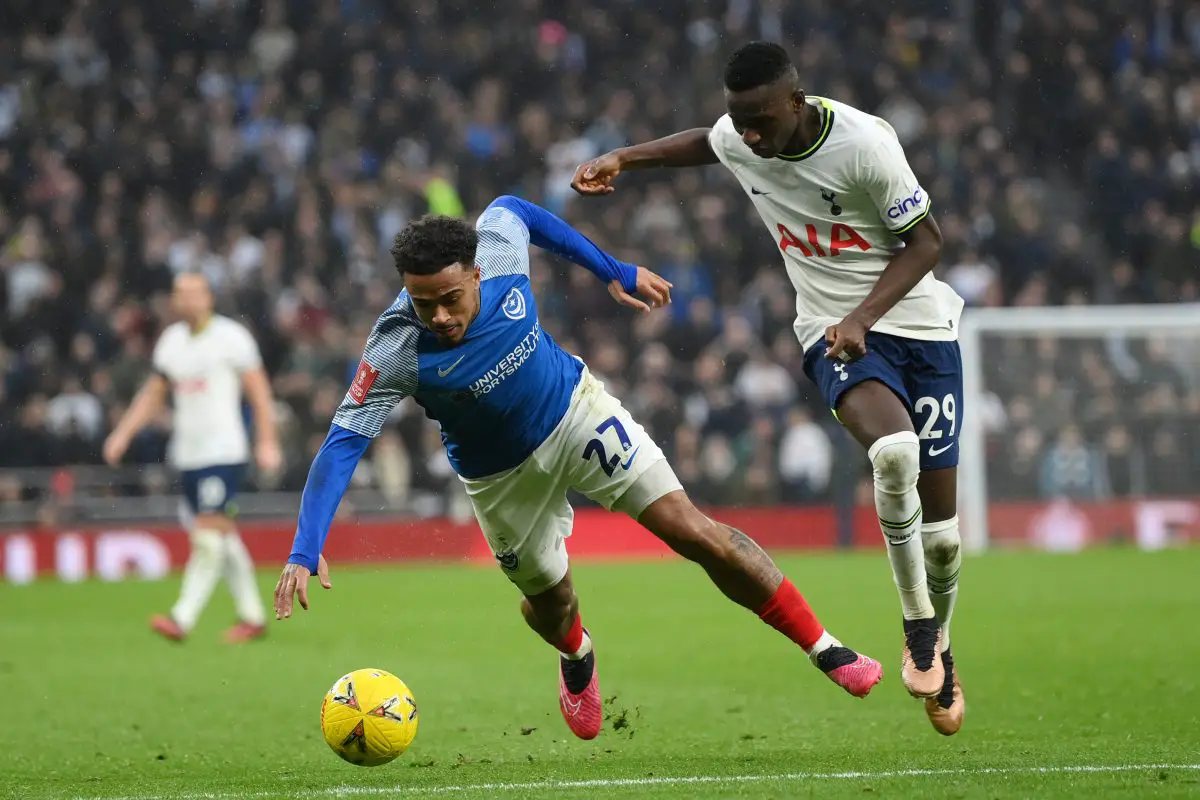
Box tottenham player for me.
[571,41,966,735]
[104,273,282,644]
[274,195,882,741]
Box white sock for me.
[223,532,266,626]
[870,432,935,620]
[563,630,593,660]
[171,529,224,631]
[923,516,962,652]
[805,630,841,661]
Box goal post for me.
[957,303,1200,553]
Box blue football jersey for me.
[333,205,584,478]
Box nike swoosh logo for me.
[437,355,466,377]
[751,187,770,195]
[561,691,583,715]
[621,446,641,470]
[928,442,954,457]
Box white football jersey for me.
[152,315,261,470]
[708,96,964,350]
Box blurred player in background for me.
[274,195,883,741]
[572,41,966,735]
[104,273,282,644]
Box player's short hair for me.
[723,41,794,92]
[390,215,478,276]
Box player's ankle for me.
[806,630,842,661]
[553,615,592,660]
[562,630,593,661]
[900,589,936,620]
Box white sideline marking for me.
[75,763,1200,800]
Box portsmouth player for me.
[104,273,281,644]
[571,41,966,735]
[274,195,883,741]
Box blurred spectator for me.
[1040,425,1105,500]
[778,408,833,504]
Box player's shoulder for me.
[711,113,737,136]
[158,320,189,340]
[359,292,421,386]
[475,200,531,250]
[475,198,531,281]
[367,292,423,347]
[154,320,189,350]
[476,199,526,232]
[209,314,254,338]
[379,291,421,328]
[708,114,741,155]
[816,96,904,155]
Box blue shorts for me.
[180,463,246,516]
[803,332,964,470]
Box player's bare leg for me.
[636,489,882,698]
[917,467,964,734]
[836,380,944,698]
[520,570,601,740]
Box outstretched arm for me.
[286,424,371,573]
[103,373,169,465]
[275,314,418,618]
[571,128,718,196]
[488,195,637,290]
[485,195,672,311]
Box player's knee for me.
[676,517,730,566]
[922,516,961,571]
[645,496,724,564]
[868,431,921,494]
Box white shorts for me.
[459,368,682,595]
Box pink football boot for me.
[558,643,603,739]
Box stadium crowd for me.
[0,0,1198,518]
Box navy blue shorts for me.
[803,332,964,470]
[180,463,246,516]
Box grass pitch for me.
[2,548,1199,799]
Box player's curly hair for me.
[389,215,478,276]
[723,41,794,92]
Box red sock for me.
[757,579,825,651]
[554,613,584,655]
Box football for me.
[320,668,419,766]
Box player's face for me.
[725,81,804,159]
[405,263,481,346]
[171,274,214,324]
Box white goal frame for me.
[957,303,1200,553]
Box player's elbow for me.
[924,225,943,263]
[908,217,943,266]
[146,373,170,404]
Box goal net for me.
[958,304,1200,553]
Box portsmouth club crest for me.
[502,287,527,320]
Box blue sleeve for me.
[489,195,638,293]
[287,423,372,572]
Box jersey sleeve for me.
[707,115,737,170]
[331,308,420,438]
[482,195,637,291]
[475,204,531,280]
[858,131,931,235]
[225,321,263,372]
